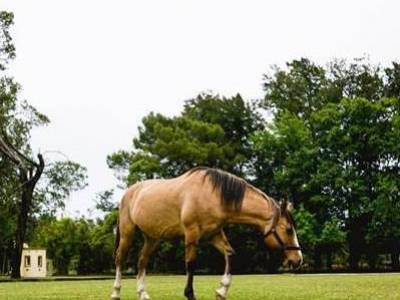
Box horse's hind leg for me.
[137,235,159,300]
[111,218,136,300]
[210,230,234,300]
[184,224,200,300]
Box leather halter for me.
[264,227,301,251]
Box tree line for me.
[1,10,400,276]
[106,64,400,272]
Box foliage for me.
[310,97,400,266]
[31,213,119,275]
[35,161,88,214]
[31,217,92,275]
[260,57,400,269]
[292,206,319,251]
[0,11,15,71]
[95,189,116,212]
[107,93,263,186]
[263,58,339,119]
[86,211,118,273]
[251,111,316,202]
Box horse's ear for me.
[280,200,293,213]
[286,202,294,213]
[280,199,288,212]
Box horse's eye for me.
[286,227,294,235]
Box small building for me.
[20,245,47,278]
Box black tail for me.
[113,218,120,259]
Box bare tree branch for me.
[0,134,24,166]
[0,130,39,167]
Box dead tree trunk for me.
[11,158,44,278]
[0,133,44,278]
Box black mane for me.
[189,167,246,211]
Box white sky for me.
[2,0,400,218]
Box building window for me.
[24,255,31,267]
[38,256,43,268]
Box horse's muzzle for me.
[287,257,303,270]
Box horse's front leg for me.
[210,230,234,300]
[184,225,200,300]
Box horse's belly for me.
[136,213,183,239]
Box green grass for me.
[0,274,399,300]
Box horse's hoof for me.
[216,290,226,300]
[139,291,151,300]
[111,293,120,300]
[184,291,196,300]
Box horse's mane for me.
[188,167,245,211]
[188,167,274,211]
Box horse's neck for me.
[226,188,276,231]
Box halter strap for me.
[264,228,301,251]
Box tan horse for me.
[111,167,303,300]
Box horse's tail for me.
[113,217,120,259]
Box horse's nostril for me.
[287,259,301,270]
[288,260,294,268]
[293,259,302,269]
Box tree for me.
[251,112,347,269]
[0,10,88,278]
[262,57,388,121]
[263,58,342,120]
[251,111,317,203]
[32,217,92,275]
[183,93,264,174]
[0,11,46,276]
[94,189,116,213]
[0,11,15,71]
[107,93,263,186]
[311,97,400,269]
[260,57,400,270]
[86,210,118,274]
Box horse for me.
[111,167,303,300]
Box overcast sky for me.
[2,0,400,217]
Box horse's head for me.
[263,201,303,269]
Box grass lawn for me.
[0,274,399,300]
